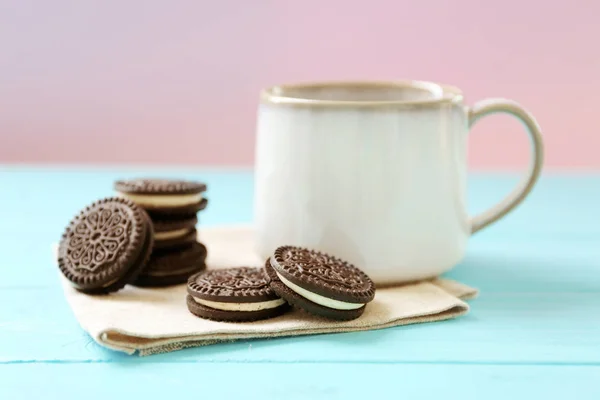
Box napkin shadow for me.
[122,324,403,362]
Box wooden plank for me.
[1,363,599,400]
[1,288,598,364]
[1,168,599,240]
[4,234,600,290]
[0,168,256,237]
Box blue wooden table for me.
[1,166,599,399]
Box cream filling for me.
[118,192,202,207]
[270,259,364,311]
[154,228,190,241]
[192,296,286,312]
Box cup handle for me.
[468,98,544,234]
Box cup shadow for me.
[446,242,600,292]
[444,249,600,315]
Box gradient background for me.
[1,0,597,169]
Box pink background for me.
[1,0,598,169]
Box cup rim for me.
[260,80,464,108]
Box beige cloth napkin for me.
[55,225,478,356]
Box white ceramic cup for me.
[253,80,543,285]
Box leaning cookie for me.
[114,178,207,217]
[186,267,289,322]
[57,197,154,294]
[265,246,376,321]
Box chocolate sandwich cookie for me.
[265,246,376,321]
[133,242,207,287]
[114,178,207,217]
[58,197,154,294]
[187,267,289,322]
[151,215,198,250]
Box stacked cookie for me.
[186,245,376,322]
[58,197,155,294]
[114,179,208,287]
